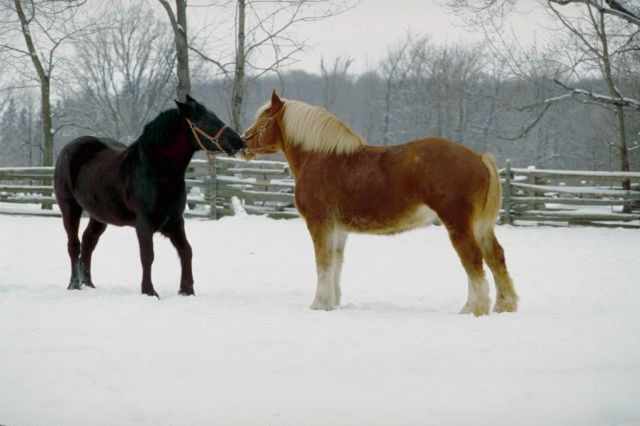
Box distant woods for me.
[0,0,638,172]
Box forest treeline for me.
[1,1,638,172]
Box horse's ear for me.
[175,100,188,116]
[270,89,284,113]
[185,94,196,103]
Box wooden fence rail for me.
[2,159,639,226]
[500,161,640,227]
[184,158,297,219]
[0,157,297,219]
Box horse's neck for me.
[280,143,311,178]
[140,126,195,172]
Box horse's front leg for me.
[161,216,194,296]
[135,219,158,298]
[307,223,338,310]
[332,230,348,308]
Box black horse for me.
[54,95,244,297]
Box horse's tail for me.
[479,153,502,225]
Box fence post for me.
[41,175,53,211]
[503,159,512,225]
[208,157,217,220]
[526,168,536,210]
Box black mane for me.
[133,109,183,148]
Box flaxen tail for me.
[480,153,502,225]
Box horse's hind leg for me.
[161,217,194,296]
[79,218,107,288]
[446,223,491,316]
[307,223,339,310]
[476,227,518,313]
[60,199,82,290]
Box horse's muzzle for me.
[238,148,255,161]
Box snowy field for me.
[0,214,638,426]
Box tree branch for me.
[554,78,640,110]
[550,0,640,27]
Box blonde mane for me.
[279,100,366,155]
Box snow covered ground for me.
[0,214,638,426]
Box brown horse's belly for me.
[337,204,439,235]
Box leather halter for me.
[185,118,230,161]
[241,116,276,158]
[242,115,274,142]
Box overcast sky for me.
[291,0,478,73]
[158,0,556,72]
[224,0,554,74]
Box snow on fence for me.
[500,161,640,227]
[2,159,639,226]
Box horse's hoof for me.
[493,296,518,313]
[460,303,490,316]
[310,301,335,311]
[178,288,195,296]
[142,289,160,299]
[83,282,96,289]
[67,282,82,290]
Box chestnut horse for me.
[54,95,245,297]
[242,91,517,315]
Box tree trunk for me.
[159,0,191,102]
[40,78,53,168]
[382,78,393,145]
[597,10,631,208]
[14,0,53,167]
[231,0,246,131]
[615,105,631,197]
[175,0,190,102]
[479,75,500,153]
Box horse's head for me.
[175,95,245,156]
[240,90,285,160]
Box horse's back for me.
[295,137,493,233]
[55,136,125,188]
[403,136,490,191]
[379,137,493,219]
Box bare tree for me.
[190,0,355,130]
[447,0,640,177]
[0,0,89,167]
[320,55,354,110]
[63,2,175,142]
[378,33,430,145]
[547,1,638,179]
[158,0,190,102]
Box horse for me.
[54,95,245,297]
[241,90,518,316]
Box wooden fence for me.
[1,158,639,226]
[185,158,297,219]
[0,157,297,219]
[500,161,640,227]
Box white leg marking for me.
[311,267,336,310]
[331,231,348,308]
[460,277,491,316]
[310,229,337,311]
